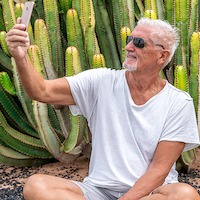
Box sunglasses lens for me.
[133,37,145,48]
[126,36,145,48]
[126,36,132,45]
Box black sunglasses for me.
[126,36,165,49]
[126,36,145,48]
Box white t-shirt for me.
[66,68,200,192]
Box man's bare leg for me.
[140,183,200,200]
[23,174,85,200]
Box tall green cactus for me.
[189,32,200,116]
[92,0,121,69]
[43,0,64,77]
[174,65,197,167]
[34,19,56,80]
[62,46,86,153]
[1,0,16,32]
[66,8,87,71]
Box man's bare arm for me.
[6,19,75,105]
[119,141,185,200]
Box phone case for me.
[21,2,35,30]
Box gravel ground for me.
[1,153,200,200]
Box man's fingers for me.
[7,41,30,49]
[6,33,29,43]
[17,17,21,24]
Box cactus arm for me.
[61,46,86,153]
[181,149,196,165]
[174,65,188,92]
[144,10,157,19]
[165,0,175,25]
[135,0,145,17]
[189,0,198,38]
[121,26,131,62]
[34,19,56,80]
[33,101,62,155]
[80,0,100,69]
[66,9,87,71]
[0,48,12,74]
[28,45,44,77]
[80,0,95,34]
[175,0,189,69]
[60,0,72,13]
[61,113,85,153]
[145,0,157,17]
[0,72,16,95]
[43,0,64,77]
[1,0,16,32]
[0,83,39,138]
[156,0,165,20]
[0,31,11,56]
[0,110,52,159]
[0,126,51,159]
[92,54,106,68]
[189,32,199,116]
[33,101,80,163]
[107,0,121,56]
[14,3,23,19]
[119,0,135,31]
[0,4,6,31]
[65,46,82,76]
[47,105,62,134]
[0,145,55,167]
[173,65,196,166]
[12,58,38,130]
[28,44,69,138]
[92,0,121,69]
[72,0,81,15]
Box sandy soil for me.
[1,150,200,199]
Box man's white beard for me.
[122,59,137,72]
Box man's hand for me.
[6,18,30,60]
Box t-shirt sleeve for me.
[65,68,104,119]
[160,97,200,152]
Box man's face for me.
[123,26,164,73]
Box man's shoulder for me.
[166,81,192,101]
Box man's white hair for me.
[136,18,180,68]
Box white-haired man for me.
[6,17,200,200]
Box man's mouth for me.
[126,52,136,59]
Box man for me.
[6,17,200,200]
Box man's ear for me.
[157,50,170,65]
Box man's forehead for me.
[132,26,155,38]
[133,25,154,32]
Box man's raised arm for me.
[6,18,75,106]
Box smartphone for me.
[21,2,35,31]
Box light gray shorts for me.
[71,180,126,200]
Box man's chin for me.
[122,62,137,72]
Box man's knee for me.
[23,174,48,200]
[172,183,200,200]
[153,183,199,200]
